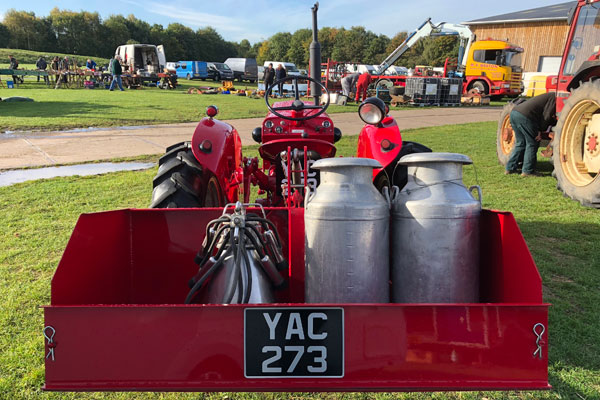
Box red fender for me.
[191,117,242,203]
[356,116,402,180]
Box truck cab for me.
[464,40,523,96]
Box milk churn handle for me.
[304,186,317,207]
[469,185,483,205]
[382,186,391,208]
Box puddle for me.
[1,125,153,139]
[0,162,155,187]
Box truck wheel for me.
[496,102,516,166]
[214,73,220,82]
[552,81,600,208]
[150,142,223,208]
[187,74,191,80]
[471,80,488,96]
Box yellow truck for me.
[463,40,523,97]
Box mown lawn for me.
[0,121,598,400]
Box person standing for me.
[341,72,360,98]
[355,72,372,103]
[505,92,557,177]
[8,55,23,84]
[264,63,275,94]
[36,56,49,84]
[109,55,125,91]
[275,64,287,97]
[51,56,60,84]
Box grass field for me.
[0,121,598,399]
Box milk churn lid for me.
[398,152,473,165]
[312,157,382,170]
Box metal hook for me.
[44,326,56,361]
[533,322,545,359]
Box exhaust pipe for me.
[310,2,321,105]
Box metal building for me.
[463,2,576,73]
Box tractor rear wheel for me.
[150,142,223,208]
[496,102,516,166]
[552,81,600,208]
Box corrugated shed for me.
[469,21,569,72]
[464,2,575,24]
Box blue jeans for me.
[109,74,124,91]
[506,110,540,174]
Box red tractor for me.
[150,74,427,210]
[497,0,600,207]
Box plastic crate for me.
[440,78,463,105]
[405,77,440,105]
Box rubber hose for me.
[184,246,231,304]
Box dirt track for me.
[0,107,501,170]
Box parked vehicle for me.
[175,61,208,80]
[497,0,600,207]
[207,62,234,81]
[263,61,301,76]
[257,66,265,81]
[114,44,166,85]
[225,58,258,82]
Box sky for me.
[0,0,564,43]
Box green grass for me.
[0,48,111,68]
[0,120,598,399]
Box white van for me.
[114,44,166,77]
[263,61,301,76]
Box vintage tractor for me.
[497,0,600,208]
[42,3,549,393]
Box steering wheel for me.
[264,75,330,121]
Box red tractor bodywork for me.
[190,117,244,203]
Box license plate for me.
[244,307,344,378]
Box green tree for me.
[0,23,10,46]
[318,27,339,62]
[422,36,459,67]
[266,32,292,61]
[286,28,311,67]
[124,14,152,44]
[3,10,46,50]
[167,23,197,60]
[48,8,104,56]
[237,39,251,58]
[364,34,390,64]
[103,15,131,56]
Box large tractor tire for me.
[150,142,223,208]
[552,81,600,208]
[496,102,516,166]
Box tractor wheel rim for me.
[501,114,514,155]
[560,99,600,186]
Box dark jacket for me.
[275,66,287,80]
[9,57,18,69]
[36,58,47,70]
[514,92,557,131]
[110,59,122,75]
[264,66,275,83]
[59,58,70,70]
[51,58,59,70]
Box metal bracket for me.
[44,326,56,361]
[533,322,545,359]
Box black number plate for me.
[244,307,344,378]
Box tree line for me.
[0,8,458,69]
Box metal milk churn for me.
[305,158,390,303]
[391,152,481,303]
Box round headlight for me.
[358,97,386,125]
[265,120,274,129]
[322,120,331,128]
